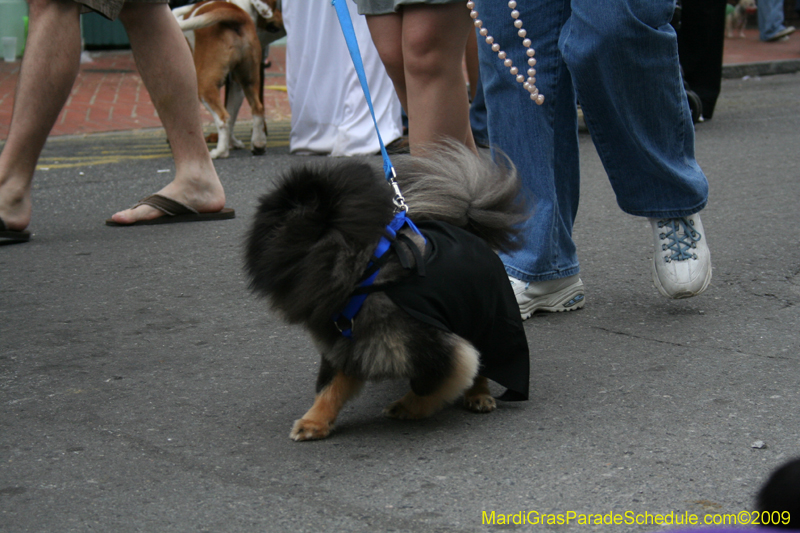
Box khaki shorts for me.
[77,0,167,21]
[354,0,464,16]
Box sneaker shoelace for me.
[657,217,701,263]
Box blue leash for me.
[331,0,407,212]
[330,0,427,337]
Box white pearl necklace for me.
[467,0,544,105]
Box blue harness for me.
[330,0,425,338]
[332,211,426,338]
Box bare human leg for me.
[0,0,82,233]
[365,12,407,110]
[367,4,475,156]
[465,27,479,102]
[109,2,227,225]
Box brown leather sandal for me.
[105,194,235,226]
[0,217,30,244]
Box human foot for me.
[650,213,711,299]
[107,177,228,226]
[0,177,33,235]
[105,194,234,226]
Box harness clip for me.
[388,169,408,213]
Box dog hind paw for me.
[463,394,496,413]
[290,418,332,441]
[384,401,417,419]
[383,392,441,420]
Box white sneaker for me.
[508,274,585,320]
[650,213,712,299]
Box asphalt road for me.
[2,73,799,532]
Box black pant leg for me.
[677,0,727,119]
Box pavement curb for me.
[722,59,800,78]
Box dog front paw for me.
[290,418,332,441]
[464,393,496,413]
[209,147,230,159]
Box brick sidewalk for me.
[0,45,290,141]
[721,27,800,68]
[2,28,800,142]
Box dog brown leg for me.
[234,47,268,155]
[384,341,479,419]
[290,371,363,441]
[463,375,496,413]
[194,37,233,159]
[198,80,232,159]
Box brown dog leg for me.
[384,342,480,419]
[290,371,363,441]
[463,375,496,413]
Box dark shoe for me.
[0,217,30,245]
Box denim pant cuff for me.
[620,199,708,220]
[504,265,581,284]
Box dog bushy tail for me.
[394,141,529,252]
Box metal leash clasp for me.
[387,168,408,213]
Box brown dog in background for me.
[173,1,268,159]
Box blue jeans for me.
[470,73,489,147]
[757,0,790,41]
[474,0,709,282]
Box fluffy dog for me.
[726,0,757,39]
[757,457,800,528]
[245,143,531,441]
[173,1,267,158]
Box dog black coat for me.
[376,220,529,401]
